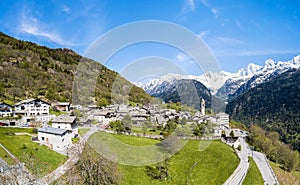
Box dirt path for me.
[40,126,98,184]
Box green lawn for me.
[132,126,161,135]
[88,132,239,185]
[0,146,16,165]
[0,127,68,177]
[78,128,90,136]
[243,157,264,185]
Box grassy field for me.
[270,161,299,185]
[88,132,239,185]
[132,126,161,135]
[78,128,90,136]
[242,157,264,185]
[0,127,68,177]
[0,146,16,165]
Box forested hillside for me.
[226,68,300,152]
[150,79,212,110]
[0,32,151,105]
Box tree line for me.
[248,125,299,172]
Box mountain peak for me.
[237,63,262,77]
[264,59,276,69]
[293,54,300,64]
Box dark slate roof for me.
[38,127,68,135]
[0,102,13,108]
[15,98,50,106]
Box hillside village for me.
[0,98,243,153]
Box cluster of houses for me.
[0,98,244,153]
[0,99,73,126]
[0,99,78,153]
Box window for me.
[58,126,60,128]
[42,137,44,141]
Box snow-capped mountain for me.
[138,54,300,100]
[231,55,300,98]
[139,62,262,96]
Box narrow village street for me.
[223,137,279,185]
[253,151,279,185]
[223,137,250,185]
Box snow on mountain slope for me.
[231,55,300,98]
[139,63,262,95]
[138,54,300,99]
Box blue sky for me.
[0,0,300,75]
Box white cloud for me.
[19,7,76,47]
[175,53,195,65]
[62,5,71,14]
[180,0,196,14]
[197,30,209,39]
[188,0,195,11]
[176,53,189,62]
[211,8,218,16]
[201,0,218,17]
[236,20,242,29]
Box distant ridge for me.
[139,55,300,100]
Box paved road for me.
[224,137,250,185]
[252,151,279,185]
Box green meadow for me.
[0,127,68,177]
[88,132,239,185]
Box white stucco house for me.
[216,112,229,127]
[14,98,50,117]
[0,102,13,117]
[51,114,78,138]
[93,110,109,125]
[37,127,72,151]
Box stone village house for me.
[51,114,78,138]
[37,127,72,152]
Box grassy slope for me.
[0,127,67,177]
[78,128,90,136]
[0,32,151,105]
[0,146,16,165]
[89,133,239,185]
[242,157,264,185]
[270,161,299,185]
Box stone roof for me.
[38,127,68,135]
[52,114,76,123]
[55,102,70,106]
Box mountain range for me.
[226,68,300,152]
[139,55,300,101]
[138,55,300,152]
